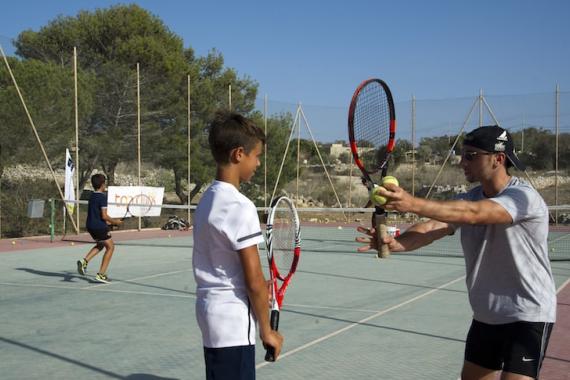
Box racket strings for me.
[271,210,296,276]
[129,195,153,217]
[354,82,391,173]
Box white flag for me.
[64,148,75,215]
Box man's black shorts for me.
[465,319,554,378]
[87,228,111,242]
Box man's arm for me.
[357,219,453,253]
[379,185,512,225]
[238,245,283,357]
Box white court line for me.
[81,269,192,290]
[285,303,381,313]
[257,274,467,369]
[557,278,570,293]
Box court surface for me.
[1,226,569,380]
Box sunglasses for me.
[461,151,495,161]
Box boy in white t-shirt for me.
[192,112,283,379]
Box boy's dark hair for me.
[91,174,106,190]
[208,111,266,164]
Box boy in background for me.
[76,173,122,283]
[193,112,283,379]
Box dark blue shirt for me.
[86,192,108,230]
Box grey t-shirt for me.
[454,177,556,324]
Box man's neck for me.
[481,171,512,198]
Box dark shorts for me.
[87,228,111,242]
[204,345,255,380]
[465,319,554,378]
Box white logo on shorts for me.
[522,357,535,362]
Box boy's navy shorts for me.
[465,319,554,378]
[204,345,255,380]
[87,228,111,242]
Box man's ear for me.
[495,152,508,168]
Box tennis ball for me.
[11,241,16,245]
[370,185,388,206]
[382,176,399,187]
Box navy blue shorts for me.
[465,319,554,378]
[204,345,255,380]
[87,228,111,242]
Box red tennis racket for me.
[348,78,396,258]
[264,196,301,362]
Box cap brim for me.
[507,152,526,171]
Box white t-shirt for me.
[192,180,265,348]
[453,177,556,324]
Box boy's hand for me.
[261,330,283,360]
[355,225,405,253]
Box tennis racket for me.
[348,78,396,258]
[122,194,153,220]
[264,196,301,362]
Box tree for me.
[0,58,94,178]
[13,4,188,188]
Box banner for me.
[64,148,75,215]
[106,186,165,218]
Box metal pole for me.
[228,84,232,111]
[555,84,560,225]
[0,144,2,239]
[264,94,268,208]
[187,75,191,222]
[136,63,141,231]
[479,89,483,127]
[412,95,416,198]
[73,47,80,234]
[296,103,301,201]
[50,198,55,242]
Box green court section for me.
[1,226,569,379]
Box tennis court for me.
[1,225,569,380]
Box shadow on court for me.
[0,337,179,380]
[284,308,466,344]
[15,267,196,295]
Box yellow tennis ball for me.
[370,186,388,206]
[11,241,16,245]
[382,176,399,187]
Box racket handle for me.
[264,310,280,362]
[374,213,390,259]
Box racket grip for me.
[374,213,390,259]
[264,310,280,362]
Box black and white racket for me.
[122,194,153,220]
[264,196,301,362]
[348,78,396,258]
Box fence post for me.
[49,198,55,242]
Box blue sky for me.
[2,0,569,141]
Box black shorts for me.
[465,319,554,378]
[204,345,255,380]
[87,228,111,242]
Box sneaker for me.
[76,259,88,275]
[94,273,111,284]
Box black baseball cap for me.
[463,125,526,171]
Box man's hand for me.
[375,183,417,213]
[355,225,406,253]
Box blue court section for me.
[1,226,569,379]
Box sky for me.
[2,0,570,141]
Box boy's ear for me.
[230,147,245,163]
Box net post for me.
[49,198,55,242]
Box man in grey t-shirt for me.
[357,126,556,380]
